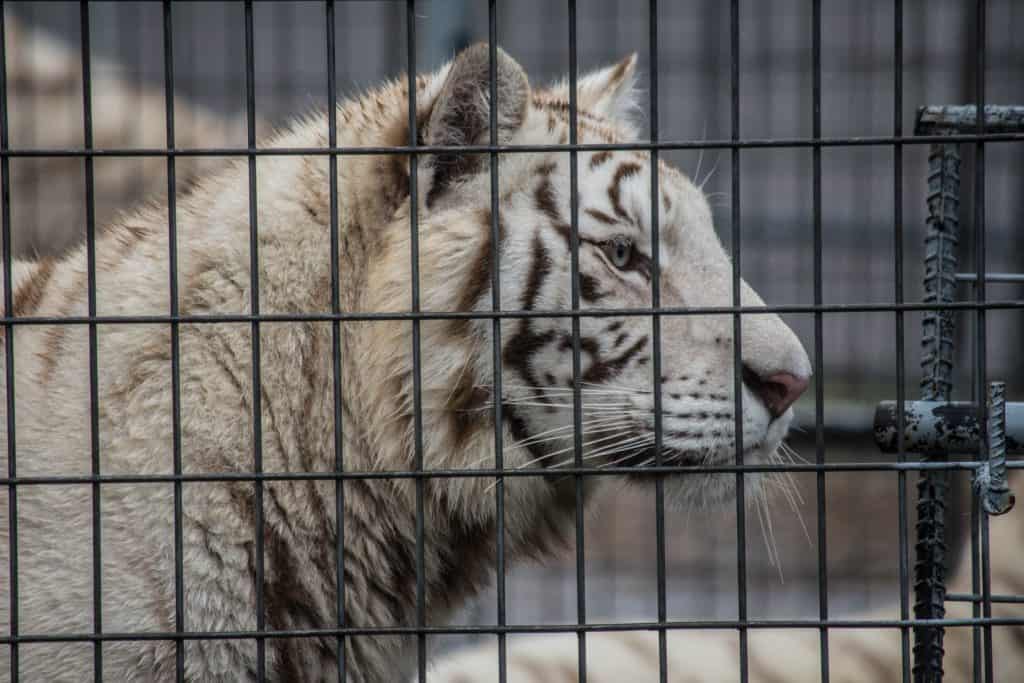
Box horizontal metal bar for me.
[916,105,1024,135]
[947,593,1024,605]
[0,459,1015,488]
[875,400,1024,455]
[1,617,1022,646]
[1,131,1023,160]
[1,299,1024,328]
[956,272,1024,283]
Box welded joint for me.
[974,382,1015,515]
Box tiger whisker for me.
[769,450,811,546]
[693,120,708,186]
[464,417,635,469]
[495,393,639,406]
[507,422,637,452]
[485,432,648,493]
[601,444,657,469]
[754,486,785,583]
[549,434,656,471]
[543,433,654,472]
[475,401,643,413]
[580,380,651,394]
[699,151,722,191]
[507,416,635,448]
[477,383,641,396]
[527,430,647,468]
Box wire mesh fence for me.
[0,1,1022,682]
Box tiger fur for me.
[427,474,1024,682]
[0,45,809,681]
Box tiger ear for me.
[422,43,531,208]
[545,53,639,124]
[577,53,639,122]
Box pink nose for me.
[742,366,809,419]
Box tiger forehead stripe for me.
[608,161,643,221]
[589,150,612,168]
[584,207,617,225]
[448,207,507,337]
[534,177,562,225]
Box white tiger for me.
[0,44,809,681]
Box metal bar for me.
[894,2,911,679]
[241,3,267,679]
[972,5,995,679]
[812,0,830,679]
[920,144,960,396]
[161,2,186,679]
[875,401,1024,455]
[6,301,1024,329]
[485,6,508,683]
[0,616,1022,645]
[79,3,104,678]
[948,593,1024,605]
[0,5,18,680]
[915,105,1024,135]
[0,459,1017,488]
[914,134,960,683]
[324,2,347,680]
[971,486,982,682]
[648,2,668,681]
[404,2,428,681]
[955,272,1024,283]
[566,3,587,680]
[6,133,1024,159]
[729,0,748,680]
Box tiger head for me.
[369,44,810,509]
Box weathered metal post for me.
[913,132,959,683]
[882,105,1024,683]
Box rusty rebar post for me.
[913,138,960,683]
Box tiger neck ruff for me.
[0,45,809,681]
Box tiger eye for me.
[605,237,633,269]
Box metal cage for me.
[1,2,1023,682]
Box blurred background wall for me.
[5,0,1022,652]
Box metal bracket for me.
[874,392,1017,517]
[874,399,1023,456]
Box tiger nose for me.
[741,365,809,419]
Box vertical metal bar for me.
[161,2,186,680]
[325,2,347,680]
[915,144,959,683]
[914,106,967,683]
[973,3,992,680]
[79,3,104,678]
[485,4,508,683]
[404,3,427,681]
[971,493,982,683]
[0,7,18,681]
[566,2,586,680]
[893,2,911,681]
[242,3,266,679]
[728,1,748,681]
[811,0,830,680]
[647,2,667,683]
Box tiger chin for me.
[0,44,808,681]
